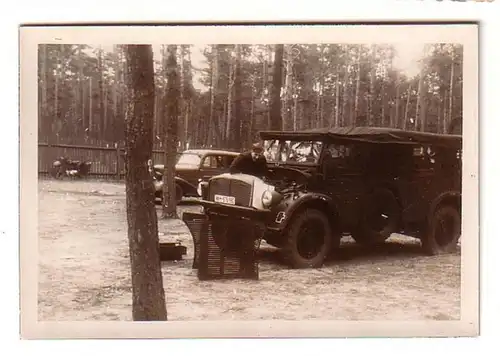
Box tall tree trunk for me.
[88,77,93,135]
[104,85,108,139]
[178,45,185,149]
[443,89,448,134]
[112,46,119,142]
[342,57,349,127]
[39,45,48,140]
[184,46,192,148]
[54,46,60,142]
[293,87,298,130]
[208,46,219,146]
[415,73,425,131]
[78,46,85,137]
[98,47,105,139]
[233,44,242,149]
[403,85,412,130]
[269,44,284,131]
[447,48,455,134]
[393,71,400,128]
[163,45,179,218]
[318,44,326,128]
[335,65,340,127]
[368,45,376,126]
[123,44,167,321]
[354,44,362,124]
[437,97,442,134]
[73,75,79,137]
[250,74,256,143]
[226,48,234,146]
[381,80,386,126]
[284,45,294,130]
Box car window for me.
[202,156,216,168]
[325,144,351,159]
[202,155,224,169]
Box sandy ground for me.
[38,179,461,321]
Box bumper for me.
[197,199,271,221]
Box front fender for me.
[175,176,198,196]
[266,191,338,232]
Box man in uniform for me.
[229,142,268,178]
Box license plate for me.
[214,194,236,205]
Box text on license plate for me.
[214,194,236,205]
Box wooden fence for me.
[38,143,177,179]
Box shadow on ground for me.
[257,240,458,267]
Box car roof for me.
[181,149,240,156]
[259,126,462,148]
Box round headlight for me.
[262,190,273,208]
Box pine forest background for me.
[37,43,463,176]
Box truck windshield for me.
[263,139,323,164]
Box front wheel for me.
[281,208,337,269]
[421,205,461,255]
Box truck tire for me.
[282,208,337,269]
[422,204,461,255]
[351,188,400,246]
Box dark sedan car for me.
[153,149,240,203]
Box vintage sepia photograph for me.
[19,23,479,338]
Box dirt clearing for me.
[38,180,461,321]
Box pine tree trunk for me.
[368,45,376,126]
[293,88,298,130]
[437,97,442,134]
[123,44,167,321]
[88,77,93,135]
[184,46,192,148]
[381,80,386,126]
[318,44,326,128]
[342,60,349,127]
[443,90,448,134]
[226,48,234,146]
[269,44,284,131]
[354,44,362,124]
[54,46,59,142]
[98,48,105,139]
[208,46,219,146]
[73,76,79,137]
[394,71,400,128]
[40,45,47,140]
[78,46,85,137]
[415,73,425,131]
[335,65,340,127]
[447,48,455,134]
[163,45,179,219]
[233,44,242,149]
[284,45,294,130]
[104,85,108,139]
[178,46,185,149]
[403,85,411,130]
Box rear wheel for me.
[422,204,461,255]
[282,208,337,269]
